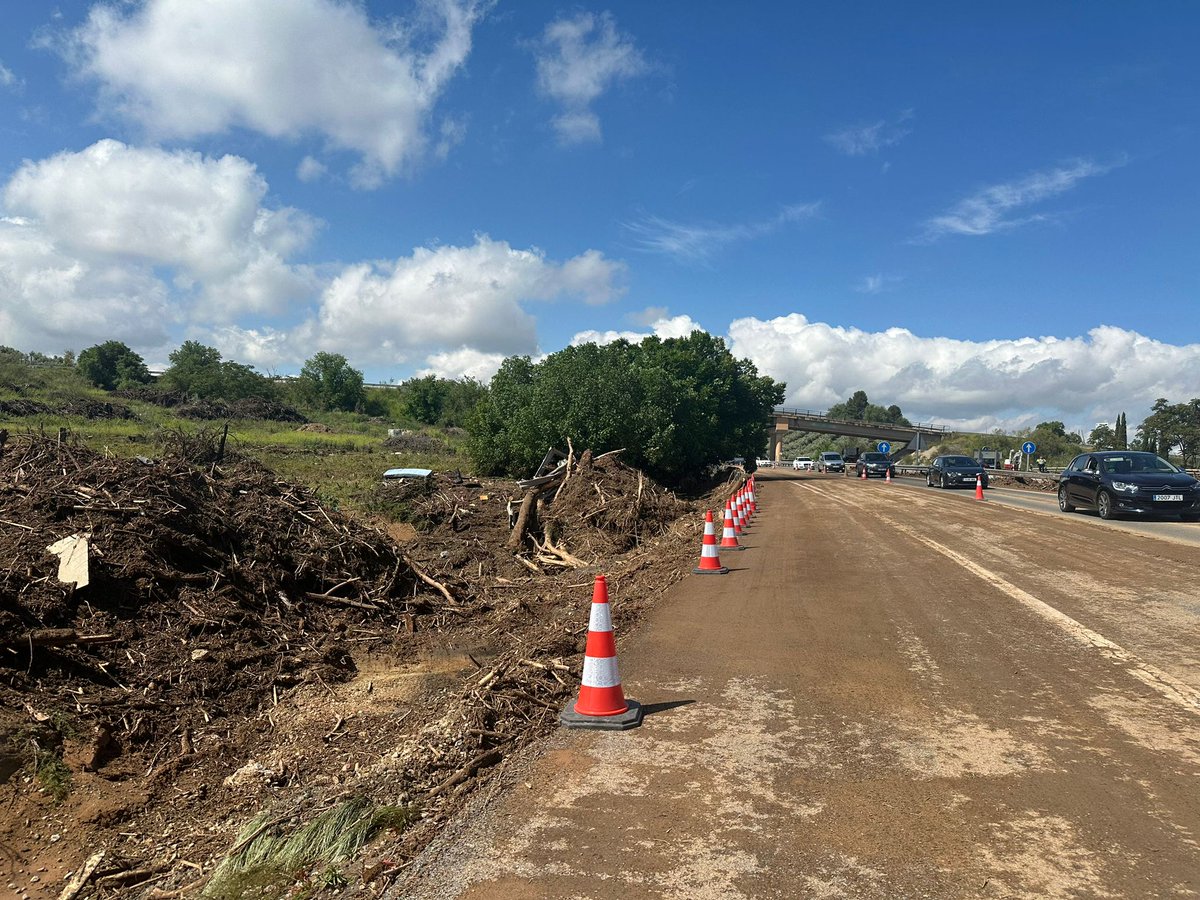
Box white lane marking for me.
[788,481,1200,717]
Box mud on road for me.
[397,471,1200,899]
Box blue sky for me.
[1,1,1198,434]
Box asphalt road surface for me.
[397,472,1200,899]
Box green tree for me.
[76,341,152,390]
[398,375,488,427]
[1087,423,1117,450]
[161,341,276,400]
[826,391,911,426]
[295,351,366,412]
[1114,412,1128,449]
[467,332,784,486]
[1139,399,1200,466]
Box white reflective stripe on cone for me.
[588,602,613,633]
[581,654,621,688]
[700,544,720,558]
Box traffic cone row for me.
[562,474,763,731]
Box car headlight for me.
[1111,481,1139,494]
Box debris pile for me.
[0,433,702,898]
[0,434,431,752]
[543,449,686,558]
[0,399,137,420]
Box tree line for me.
[2,332,784,487]
[10,338,1200,475]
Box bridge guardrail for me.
[772,407,948,433]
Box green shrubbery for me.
[466,331,784,487]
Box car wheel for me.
[1058,485,1075,512]
[1096,490,1115,520]
[939,474,948,489]
[926,473,933,487]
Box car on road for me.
[927,455,989,489]
[755,458,773,469]
[1057,451,1200,521]
[793,456,814,471]
[855,451,895,479]
[817,452,845,473]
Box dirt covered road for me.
[398,472,1200,899]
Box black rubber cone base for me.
[559,698,643,731]
[692,565,729,574]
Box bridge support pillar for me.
[771,422,788,463]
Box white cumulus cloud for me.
[215,235,627,371]
[0,215,172,352]
[3,140,320,322]
[62,0,483,187]
[727,313,1200,433]
[535,11,649,145]
[418,347,509,381]
[570,314,703,347]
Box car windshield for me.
[822,453,842,460]
[862,453,886,461]
[944,456,976,467]
[1101,453,1179,475]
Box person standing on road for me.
[1037,456,1047,472]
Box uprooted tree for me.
[467,330,785,487]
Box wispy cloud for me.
[855,273,903,294]
[0,59,18,89]
[921,158,1119,241]
[534,11,649,145]
[825,111,913,156]
[623,203,820,264]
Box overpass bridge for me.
[768,407,949,463]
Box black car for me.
[926,455,989,489]
[1058,451,1200,520]
[855,451,895,478]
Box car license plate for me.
[1153,494,1183,501]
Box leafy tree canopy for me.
[76,341,152,390]
[397,375,488,427]
[467,331,785,486]
[1087,423,1117,450]
[1138,398,1200,466]
[295,351,366,412]
[161,341,276,401]
[825,390,912,426]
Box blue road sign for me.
[1022,441,1036,454]
[878,441,891,454]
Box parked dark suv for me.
[855,451,895,479]
[1058,451,1200,520]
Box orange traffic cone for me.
[747,479,757,515]
[693,509,729,575]
[860,467,867,480]
[731,492,744,534]
[975,474,985,500]
[560,575,642,730]
[719,500,744,550]
[885,468,893,484]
